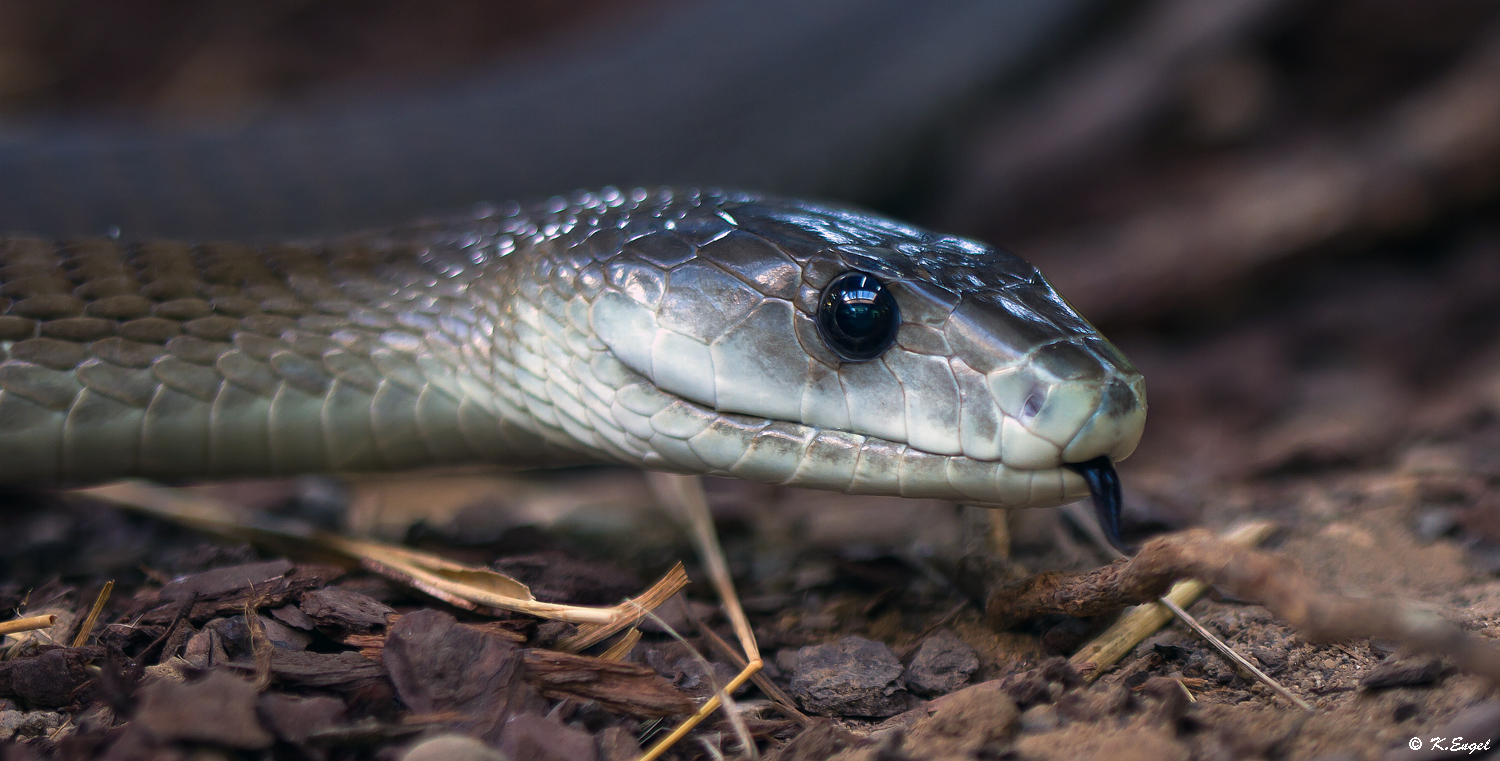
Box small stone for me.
[0,710,66,741]
[998,668,1050,707]
[775,648,801,675]
[902,629,978,696]
[501,713,597,761]
[257,614,312,651]
[257,693,346,743]
[790,636,908,717]
[270,604,316,631]
[402,734,511,761]
[905,681,1020,754]
[1249,647,1284,672]
[1360,654,1445,689]
[135,671,274,749]
[0,647,106,706]
[1416,508,1458,542]
[1019,703,1059,734]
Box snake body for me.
[0,188,1144,520]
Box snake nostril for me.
[1102,377,1136,416]
[1020,392,1043,420]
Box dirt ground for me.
[4,1,1500,760]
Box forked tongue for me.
[1064,456,1130,555]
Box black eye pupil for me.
[817,272,900,361]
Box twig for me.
[1065,516,1304,708]
[1061,510,1299,707]
[243,588,275,690]
[600,629,642,662]
[637,661,763,761]
[688,606,813,728]
[558,564,691,651]
[1176,679,1197,704]
[1021,14,1500,323]
[647,473,760,662]
[76,480,688,627]
[991,527,1500,686]
[70,581,113,648]
[1157,595,1311,710]
[1062,519,1275,682]
[0,614,56,637]
[631,605,757,759]
[640,473,766,760]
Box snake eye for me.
[817,272,900,362]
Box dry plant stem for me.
[1067,521,1274,681]
[637,660,764,761]
[0,615,56,637]
[689,607,813,728]
[996,527,1500,685]
[635,606,757,759]
[647,473,760,662]
[987,509,1011,559]
[600,628,643,662]
[1176,679,1196,703]
[244,591,275,690]
[560,565,691,651]
[1158,594,1311,711]
[77,480,689,627]
[642,473,766,760]
[71,581,113,648]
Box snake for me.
[0,187,1145,546]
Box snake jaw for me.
[516,189,1145,512]
[1064,456,1130,554]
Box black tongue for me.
[1064,456,1131,555]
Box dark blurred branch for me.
[939,0,1301,231]
[1020,15,1500,323]
[987,528,1500,685]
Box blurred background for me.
[2,0,1500,546]
[3,5,1500,748]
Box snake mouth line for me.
[1064,456,1128,554]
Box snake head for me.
[525,189,1144,522]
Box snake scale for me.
[0,188,1145,544]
